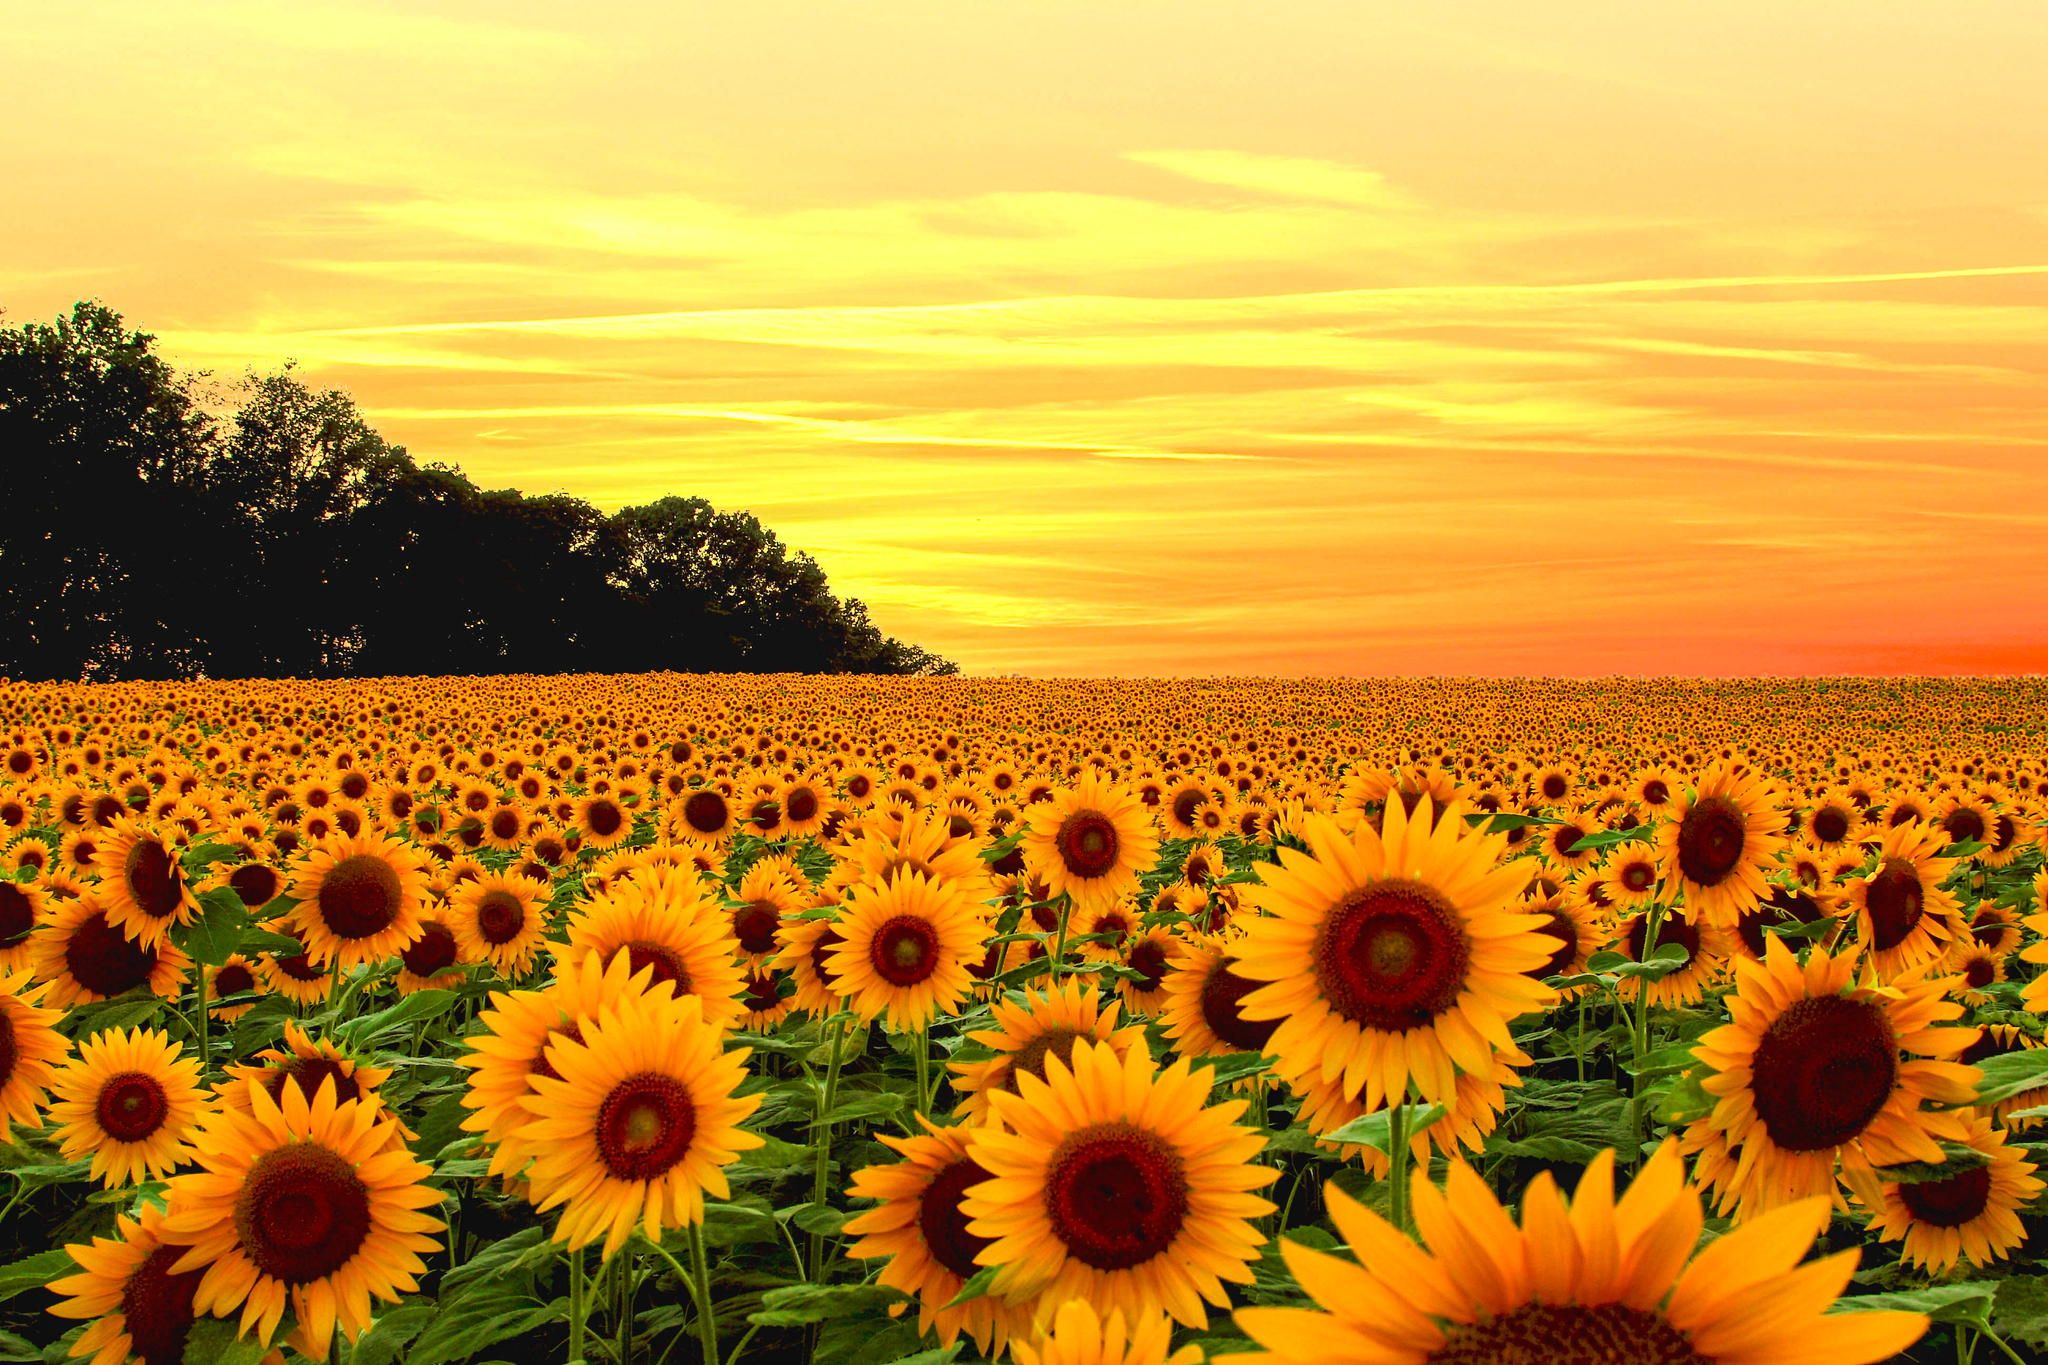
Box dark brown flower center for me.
[585,800,625,838]
[1526,906,1580,979]
[1625,910,1700,965]
[400,920,459,976]
[1676,796,1748,886]
[1811,806,1851,844]
[1199,955,1281,1051]
[124,837,184,919]
[1126,939,1170,992]
[1864,859,1925,950]
[683,791,728,834]
[619,940,693,994]
[1312,880,1469,1032]
[265,1056,362,1109]
[66,910,158,997]
[1056,811,1120,880]
[1900,1164,1993,1228]
[228,863,280,908]
[1750,995,1898,1151]
[234,1141,373,1284]
[917,1156,995,1279]
[276,952,326,982]
[1640,779,1670,806]
[1942,808,1986,845]
[475,891,526,945]
[213,962,257,996]
[732,902,780,955]
[594,1072,697,1180]
[1736,886,1825,958]
[95,1072,169,1142]
[1429,1303,1708,1365]
[1044,1123,1189,1270]
[317,854,403,939]
[1000,1027,1084,1094]
[0,884,34,946]
[119,1244,205,1365]
[871,915,940,987]
[808,926,845,987]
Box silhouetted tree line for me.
[0,302,957,681]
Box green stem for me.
[722,1324,761,1365]
[568,1246,588,1364]
[912,1027,931,1118]
[1980,1327,2029,1365]
[193,963,209,1074]
[687,1223,719,1365]
[809,1014,849,1282]
[1049,895,1071,979]
[1627,903,1666,1166]
[616,1249,633,1365]
[1387,1099,1411,1235]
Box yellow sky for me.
[7,1,2048,674]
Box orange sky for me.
[7,2,2048,675]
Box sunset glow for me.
[7,1,2046,674]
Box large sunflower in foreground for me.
[1014,1298,1200,1365]
[961,1040,1276,1329]
[158,1079,444,1358]
[1020,773,1160,915]
[1232,1143,1925,1365]
[48,1025,203,1187]
[844,1118,1028,1355]
[825,870,984,1031]
[1653,764,1789,925]
[285,831,431,969]
[1865,1108,2042,1273]
[950,977,1148,1123]
[520,986,763,1258]
[557,865,747,1028]
[0,969,69,1142]
[1682,938,1978,1221]
[48,1202,284,1365]
[95,819,201,950]
[1234,800,1554,1111]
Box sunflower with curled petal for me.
[49,1026,203,1187]
[1682,938,1978,1222]
[1844,819,1963,979]
[1653,764,1789,926]
[1234,800,1554,1113]
[1232,1142,1925,1365]
[519,987,763,1259]
[1020,773,1160,917]
[157,1078,444,1359]
[962,1040,1277,1330]
[825,870,983,1031]
[285,830,430,970]
[950,977,1149,1123]
[94,818,200,950]
[844,1118,1029,1355]
[1865,1108,2042,1274]
[1014,1298,1202,1365]
[30,893,190,1009]
[0,968,69,1142]
[47,1202,286,1365]
[446,870,547,976]
[457,950,669,1179]
[556,865,746,1028]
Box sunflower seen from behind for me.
[1232,1143,1925,1365]
[519,984,763,1258]
[962,1039,1276,1329]
[1234,798,1553,1112]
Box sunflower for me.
[736,968,795,1032]
[1072,897,1140,960]
[47,1203,281,1365]
[1234,800,1553,1112]
[1013,1298,1200,1365]
[1683,938,1978,1221]
[458,950,669,1178]
[94,818,201,950]
[1020,773,1160,915]
[0,875,48,973]
[215,1021,398,1127]
[961,1040,1276,1329]
[668,787,736,844]
[1602,844,1661,908]
[30,894,190,1008]
[1287,1046,1526,1170]
[1116,926,1178,1018]
[446,870,546,976]
[728,859,804,967]
[1233,1142,1925,1365]
[844,1119,1028,1355]
[1611,905,1730,1007]
[774,908,851,1017]
[1654,765,1788,926]
[1966,900,2023,957]
[1945,941,2004,1004]
[1958,1025,2048,1131]
[1159,932,1281,1063]
[574,792,633,850]
[779,775,830,838]
[1729,883,1836,962]
[2016,866,2048,1012]
[1865,1109,2042,1273]
[519,987,763,1258]
[951,977,1149,1123]
[826,870,983,1031]
[257,943,332,1006]
[47,1024,202,1188]
[557,865,746,1027]
[285,831,430,969]
[396,916,467,994]
[206,954,267,1022]
[158,1079,444,1358]
[0,969,68,1142]
[1806,793,1864,847]
[1844,819,1963,978]
[1520,890,1605,993]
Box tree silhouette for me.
[0,302,955,681]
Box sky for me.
[6,1,2048,676]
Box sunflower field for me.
[3,674,2048,1365]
